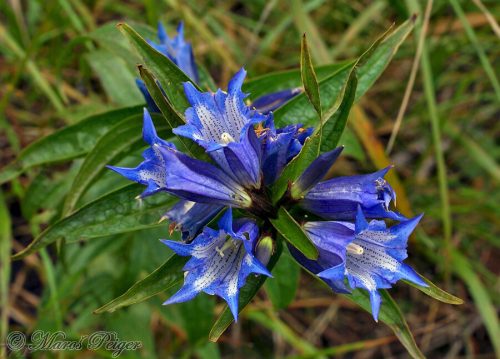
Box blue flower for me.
[292,207,427,321]
[161,208,272,320]
[107,108,174,198]
[252,88,302,113]
[149,22,199,83]
[260,121,314,185]
[299,166,406,221]
[162,200,223,241]
[158,145,253,207]
[137,22,199,112]
[174,68,267,189]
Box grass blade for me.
[452,250,500,356]
[0,190,11,359]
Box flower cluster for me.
[110,23,426,321]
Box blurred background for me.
[1,0,499,358]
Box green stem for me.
[420,34,453,276]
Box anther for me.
[220,132,235,144]
[347,243,364,255]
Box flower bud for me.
[255,236,274,266]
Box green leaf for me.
[85,49,143,106]
[0,106,142,185]
[243,62,349,101]
[62,113,168,215]
[319,69,358,152]
[355,18,414,101]
[12,184,176,260]
[138,65,185,129]
[87,21,156,68]
[294,258,424,358]
[209,240,283,342]
[94,254,187,313]
[346,289,425,359]
[270,207,318,260]
[273,64,350,128]
[273,18,415,129]
[265,248,300,309]
[403,273,463,305]
[118,23,199,115]
[300,34,322,119]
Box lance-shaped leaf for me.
[270,207,318,260]
[319,70,357,152]
[273,17,416,129]
[243,62,350,101]
[12,184,175,260]
[300,34,321,120]
[62,113,169,215]
[94,254,188,313]
[403,273,463,305]
[118,23,201,115]
[0,106,142,185]
[209,240,283,342]
[138,65,185,128]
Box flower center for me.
[216,235,238,257]
[220,132,235,144]
[347,243,364,255]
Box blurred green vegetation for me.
[0,0,499,358]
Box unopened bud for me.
[255,236,274,266]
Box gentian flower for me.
[161,208,271,320]
[173,69,267,189]
[107,108,174,198]
[137,22,199,112]
[292,207,427,321]
[299,166,406,221]
[149,22,199,82]
[161,200,223,241]
[251,88,302,114]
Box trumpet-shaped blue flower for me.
[162,200,223,241]
[158,145,253,207]
[174,68,266,188]
[161,208,272,320]
[260,120,314,185]
[149,22,199,83]
[136,22,199,112]
[293,207,427,321]
[299,166,406,221]
[252,88,302,113]
[107,108,174,198]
